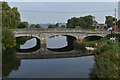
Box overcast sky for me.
[8,2,118,24]
[4,0,120,2]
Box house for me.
[112,20,120,31]
[92,23,107,29]
[97,24,107,28]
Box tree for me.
[2,28,16,50]
[2,2,21,28]
[67,15,96,29]
[67,17,79,28]
[35,24,41,28]
[17,22,28,28]
[30,24,36,28]
[48,23,60,28]
[105,16,117,28]
[48,24,54,28]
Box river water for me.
[3,35,95,78]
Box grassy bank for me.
[89,33,120,78]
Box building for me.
[118,1,120,20]
[97,24,107,28]
[112,20,120,31]
[92,23,107,29]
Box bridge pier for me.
[41,38,46,45]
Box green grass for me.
[90,41,120,78]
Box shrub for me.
[2,28,16,50]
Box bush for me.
[105,33,120,41]
[17,22,28,28]
[2,28,16,50]
[92,44,112,55]
[73,40,86,51]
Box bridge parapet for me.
[14,28,110,33]
[13,28,110,40]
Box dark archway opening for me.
[84,36,103,41]
[16,37,41,52]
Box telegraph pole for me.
[114,8,117,32]
[114,8,117,18]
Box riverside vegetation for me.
[1,2,29,51]
[87,33,120,78]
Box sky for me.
[3,0,120,2]
[7,2,118,24]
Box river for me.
[2,35,95,78]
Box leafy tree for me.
[2,28,16,50]
[30,24,36,28]
[48,24,56,28]
[35,24,41,28]
[105,16,117,28]
[48,24,53,28]
[67,15,95,29]
[2,2,21,28]
[67,17,79,28]
[17,22,28,28]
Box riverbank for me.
[89,33,120,78]
[90,41,119,78]
[75,33,120,78]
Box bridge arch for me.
[83,35,103,41]
[14,34,40,39]
[48,34,78,40]
[16,36,41,52]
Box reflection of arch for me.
[84,35,103,41]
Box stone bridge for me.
[13,28,110,41]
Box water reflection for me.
[7,56,95,78]
[2,48,20,77]
[3,49,95,78]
